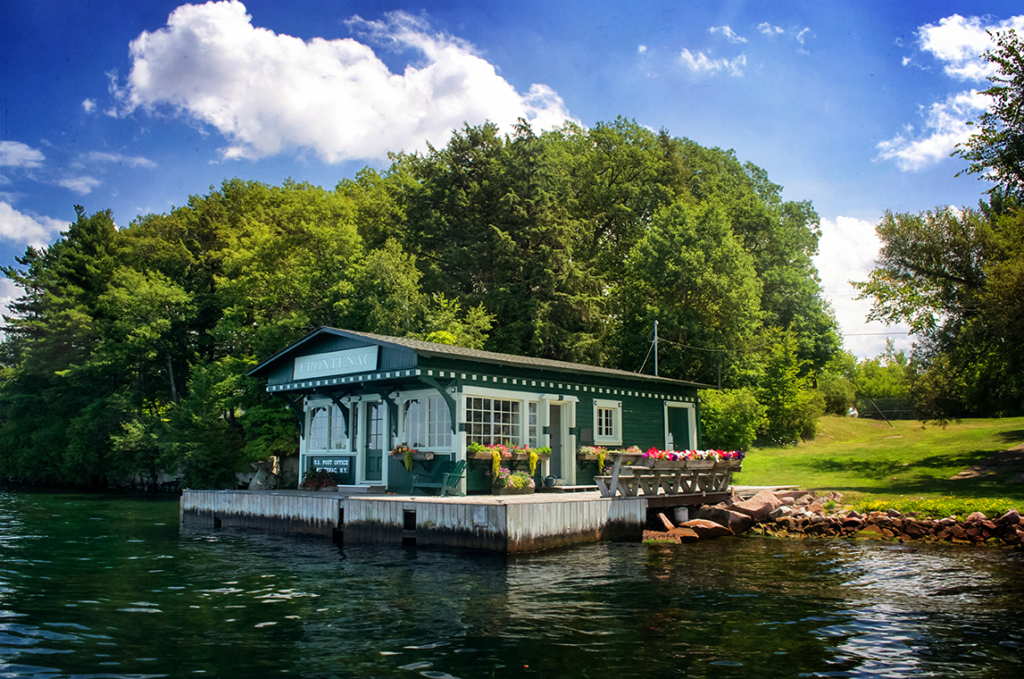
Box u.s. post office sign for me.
[310,456,350,475]
[293,346,379,380]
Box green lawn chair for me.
[440,459,467,497]
[410,460,454,495]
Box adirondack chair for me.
[410,460,454,495]
[439,459,467,497]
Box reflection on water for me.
[1,488,1022,678]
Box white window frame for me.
[465,396,522,446]
[456,387,580,485]
[305,399,349,452]
[306,403,330,451]
[593,398,623,446]
[398,390,454,451]
[460,386,558,449]
[330,403,349,451]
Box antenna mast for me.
[654,320,659,377]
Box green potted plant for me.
[488,467,535,495]
[300,467,337,491]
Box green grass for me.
[733,415,1024,516]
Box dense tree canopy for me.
[1,118,839,486]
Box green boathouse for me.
[248,327,706,494]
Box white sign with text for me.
[293,346,379,380]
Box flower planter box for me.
[684,459,717,470]
[469,452,550,462]
[646,458,716,470]
[493,486,535,495]
[579,452,643,461]
[390,449,436,465]
[468,451,490,460]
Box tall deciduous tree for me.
[854,202,1024,419]
[757,328,823,443]
[672,142,839,372]
[956,29,1024,197]
[404,121,605,363]
[853,207,989,335]
[612,199,763,384]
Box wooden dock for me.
[180,488,730,553]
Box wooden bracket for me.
[421,375,458,436]
[273,394,307,437]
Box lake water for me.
[2,488,1023,678]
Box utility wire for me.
[636,340,655,374]
[844,331,910,336]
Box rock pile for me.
[642,489,1024,548]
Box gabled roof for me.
[248,326,709,389]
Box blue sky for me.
[3,0,1022,358]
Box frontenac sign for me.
[293,346,379,380]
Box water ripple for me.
[3,489,1023,678]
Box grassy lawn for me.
[733,415,1024,515]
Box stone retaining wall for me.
[643,489,1023,548]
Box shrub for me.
[818,372,857,416]
[758,329,825,444]
[855,495,1020,520]
[700,387,766,450]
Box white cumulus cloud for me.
[679,49,746,76]
[814,215,911,359]
[86,151,157,168]
[758,22,784,36]
[1,278,19,326]
[917,14,1024,82]
[880,13,1024,172]
[709,26,747,44]
[109,1,575,162]
[876,90,989,171]
[82,98,97,114]
[0,202,65,247]
[57,176,102,195]
[0,141,46,169]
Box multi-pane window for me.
[467,397,520,446]
[330,405,348,450]
[308,405,329,450]
[367,402,383,450]
[597,408,614,437]
[594,399,622,445]
[307,403,348,450]
[403,396,452,449]
[427,397,451,447]
[404,398,425,447]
